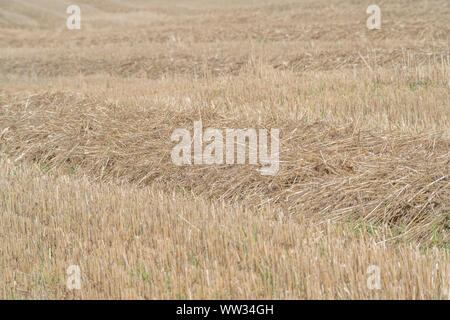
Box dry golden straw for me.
[0,0,448,299]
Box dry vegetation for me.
[0,0,449,299]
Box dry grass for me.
[0,0,449,299]
[0,91,448,243]
[0,158,448,299]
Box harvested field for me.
[0,0,449,299]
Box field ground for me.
[0,0,449,299]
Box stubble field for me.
[0,0,449,299]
